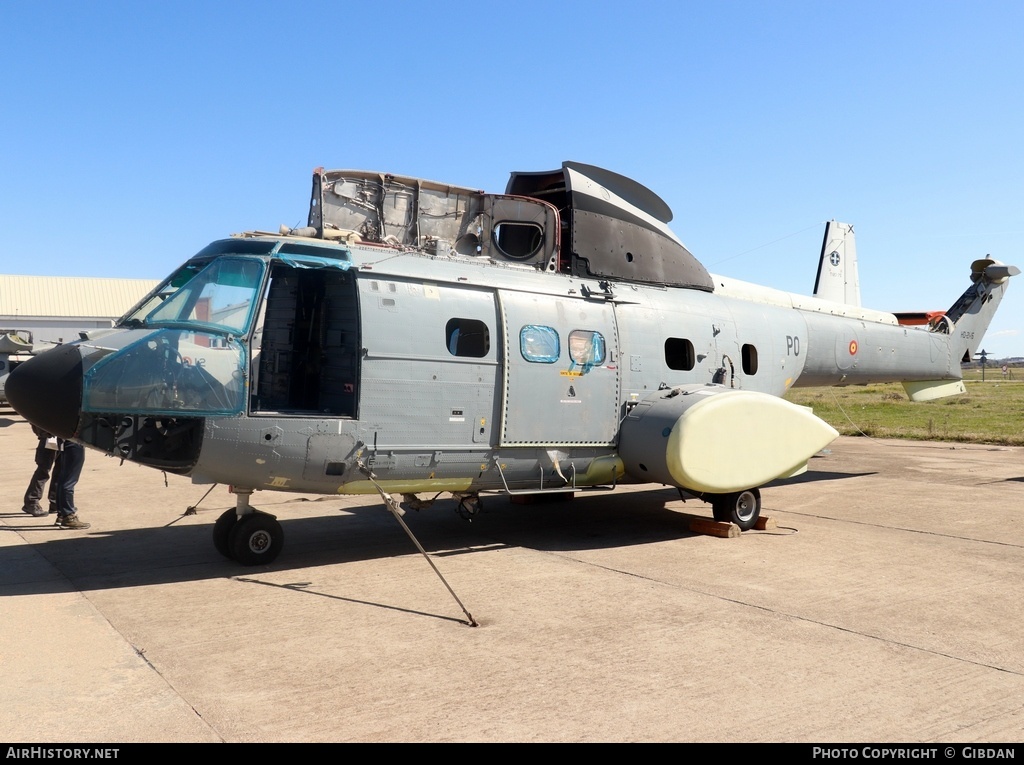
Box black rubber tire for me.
[228,513,284,566]
[212,509,238,559]
[711,488,761,531]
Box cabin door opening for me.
[251,265,359,416]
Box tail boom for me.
[791,259,1017,397]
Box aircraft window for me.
[493,222,544,260]
[83,328,246,416]
[446,318,490,358]
[278,242,350,260]
[191,240,277,257]
[144,257,265,335]
[742,344,758,375]
[665,338,695,371]
[520,325,559,363]
[122,261,209,326]
[568,330,606,370]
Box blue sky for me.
[3,1,1022,355]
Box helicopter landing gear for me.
[228,512,284,566]
[453,493,482,520]
[212,488,285,565]
[710,487,761,531]
[212,508,237,558]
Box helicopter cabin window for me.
[520,325,560,363]
[742,343,758,375]
[253,264,359,416]
[665,337,695,371]
[446,318,490,357]
[568,330,606,370]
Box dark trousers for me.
[23,436,60,512]
[55,441,85,518]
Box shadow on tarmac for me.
[0,463,873,598]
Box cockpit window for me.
[125,257,265,335]
[122,260,208,325]
[83,328,247,416]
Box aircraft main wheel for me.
[228,513,284,566]
[455,495,482,519]
[711,488,761,531]
[212,509,238,559]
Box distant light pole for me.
[976,349,989,381]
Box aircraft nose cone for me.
[6,345,83,438]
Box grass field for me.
[784,371,1024,445]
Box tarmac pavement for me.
[1,410,1022,742]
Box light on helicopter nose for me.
[5,345,83,438]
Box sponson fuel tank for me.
[618,384,839,493]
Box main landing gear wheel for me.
[711,488,761,531]
[228,512,284,566]
[212,508,238,559]
[455,494,482,519]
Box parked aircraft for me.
[6,162,1017,566]
[0,330,40,406]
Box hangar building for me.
[0,274,159,345]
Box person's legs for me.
[54,442,88,529]
[22,436,56,516]
[47,451,61,514]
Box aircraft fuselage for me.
[6,163,1012,516]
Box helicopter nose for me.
[6,345,84,438]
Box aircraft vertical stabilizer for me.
[900,259,1018,402]
[813,221,861,306]
[944,259,1020,364]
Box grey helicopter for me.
[6,162,1016,569]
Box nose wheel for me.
[213,508,284,565]
[212,508,238,558]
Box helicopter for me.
[6,161,1016,567]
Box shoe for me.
[22,505,48,517]
[56,513,91,530]
[48,504,58,515]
